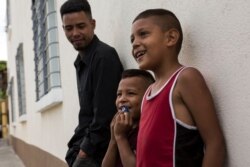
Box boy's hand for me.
[114,111,133,140]
[110,112,120,142]
[78,149,87,158]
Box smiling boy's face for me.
[131,17,168,71]
[116,76,148,120]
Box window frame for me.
[7,77,16,123]
[31,0,62,112]
[16,43,27,118]
[31,0,61,101]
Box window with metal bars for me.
[31,0,61,101]
[16,43,26,116]
[8,77,16,122]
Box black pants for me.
[72,156,99,167]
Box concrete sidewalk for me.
[0,138,26,167]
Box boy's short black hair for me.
[133,9,183,55]
[60,0,92,19]
[121,69,155,88]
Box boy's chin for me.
[138,64,150,70]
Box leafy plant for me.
[0,61,7,72]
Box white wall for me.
[7,0,79,160]
[7,0,250,166]
[89,1,250,166]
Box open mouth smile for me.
[134,50,146,61]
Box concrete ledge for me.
[10,136,67,167]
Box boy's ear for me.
[165,28,179,47]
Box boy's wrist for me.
[109,140,117,146]
[110,138,117,144]
[115,135,127,142]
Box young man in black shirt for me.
[60,0,123,166]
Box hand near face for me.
[110,112,120,142]
[114,111,133,140]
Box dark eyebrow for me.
[75,22,86,26]
[135,27,148,34]
[64,22,86,27]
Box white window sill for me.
[36,88,63,113]
[11,122,17,128]
[19,114,27,123]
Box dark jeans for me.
[72,156,99,167]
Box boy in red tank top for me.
[130,9,226,167]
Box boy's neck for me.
[153,50,180,77]
[152,62,182,93]
[154,61,181,79]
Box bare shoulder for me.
[172,67,214,127]
[175,66,213,107]
[178,67,207,88]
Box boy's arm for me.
[102,113,119,167]
[114,112,136,167]
[178,68,226,167]
[101,140,118,167]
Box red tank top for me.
[136,67,204,167]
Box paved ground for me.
[0,138,26,167]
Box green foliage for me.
[0,61,7,72]
[0,90,6,99]
[0,61,7,100]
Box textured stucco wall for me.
[7,0,250,166]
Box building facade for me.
[6,0,250,167]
